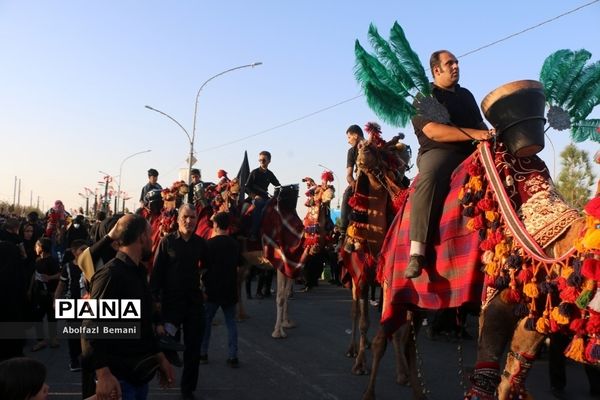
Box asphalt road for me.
[26,279,597,400]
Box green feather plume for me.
[568,61,600,121]
[354,22,429,127]
[572,119,600,143]
[389,22,430,96]
[540,48,600,143]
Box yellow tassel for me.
[466,219,476,231]
[564,336,586,363]
[495,242,510,258]
[484,261,498,276]
[347,225,356,238]
[551,307,569,325]
[584,279,596,291]
[560,266,574,279]
[485,211,498,222]
[523,282,539,299]
[458,187,465,201]
[469,176,483,191]
[536,316,550,334]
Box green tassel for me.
[576,290,593,309]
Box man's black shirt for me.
[86,251,158,378]
[245,168,280,197]
[150,231,208,323]
[203,235,244,306]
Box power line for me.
[199,0,598,152]
[200,94,363,152]
[458,0,599,58]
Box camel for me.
[362,138,588,400]
[340,122,411,375]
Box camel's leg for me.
[497,318,545,400]
[282,276,296,328]
[352,284,370,375]
[272,269,287,338]
[392,318,411,386]
[236,264,250,321]
[467,294,520,399]
[362,328,388,400]
[347,284,359,358]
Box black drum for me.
[481,80,546,157]
[274,184,299,211]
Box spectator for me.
[0,357,49,400]
[84,214,174,400]
[89,211,107,243]
[30,237,61,352]
[65,215,90,249]
[200,212,243,368]
[54,239,88,372]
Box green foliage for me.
[0,201,43,218]
[555,144,596,211]
[354,22,429,127]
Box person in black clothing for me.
[188,168,202,204]
[340,125,364,236]
[151,204,207,400]
[31,237,61,352]
[89,210,107,243]
[65,215,90,249]
[54,239,88,373]
[404,50,494,279]
[244,150,281,240]
[139,168,162,208]
[200,212,243,367]
[84,214,174,400]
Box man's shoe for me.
[226,357,239,368]
[69,360,82,372]
[199,354,208,365]
[404,254,426,279]
[164,350,183,368]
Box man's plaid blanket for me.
[378,154,483,334]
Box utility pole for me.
[17,179,21,206]
[30,190,33,207]
[12,176,16,207]
[37,196,40,209]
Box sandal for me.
[31,341,47,352]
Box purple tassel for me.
[460,192,473,205]
[514,302,529,318]
[491,221,500,230]
[591,345,600,360]
[494,275,510,289]
[539,281,556,295]
[463,206,476,217]
[506,254,522,269]
[474,191,484,201]
[567,272,584,288]
[558,302,574,318]
[573,258,582,274]
[479,229,487,241]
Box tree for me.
[555,144,596,210]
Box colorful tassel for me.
[588,289,600,313]
[523,282,539,299]
[564,336,585,363]
[551,306,570,325]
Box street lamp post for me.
[116,149,152,214]
[146,62,262,184]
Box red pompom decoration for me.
[582,258,600,281]
[321,170,334,183]
[559,286,579,303]
[587,312,600,335]
[584,197,600,219]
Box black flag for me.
[236,151,250,206]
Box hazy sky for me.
[1,1,599,213]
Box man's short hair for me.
[118,215,149,246]
[259,151,271,161]
[191,168,201,177]
[147,168,159,177]
[346,124,364,138]
[430,50,450,75]
[37,237,52,253]
[213,212,230,230]
[96,211,107,221]
[4,218,20,232]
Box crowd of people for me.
[0,48,596,400]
